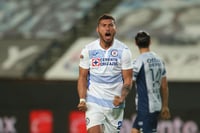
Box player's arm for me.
[113,47,133,106]
[121,69,133,101]
[160,76,171,119]
[113,69,133,106]
[77,67,88,111]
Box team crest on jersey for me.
[111,49,118,57]
[92,58,101,66]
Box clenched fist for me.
[160,106,171,120]
[113,96,124,107]
[77,101,87,111]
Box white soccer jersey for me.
[79,39,132,109]
[133,52,166,113]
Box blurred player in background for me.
[131,31,171,133]
[77,14,133,133]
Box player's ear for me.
[96,26,98,33]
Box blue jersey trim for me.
[87,94,125,108]
[89,73,123,84]
[136,64,149,113]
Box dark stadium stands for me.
[0,0,100,39]
[0,0,200,79]
[111,0,200,44]
[0,0,122,78]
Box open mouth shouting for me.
[105,32,112,40]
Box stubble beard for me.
[99,33,114,47]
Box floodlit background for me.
[0,0,200,132]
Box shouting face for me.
[96,19,116,48]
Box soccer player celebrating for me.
[77,14,133,133]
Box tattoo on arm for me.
[123,84,131,92]
[121,84,132,98]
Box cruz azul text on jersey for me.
[90,49,119,67]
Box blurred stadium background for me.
[0,0,200,132]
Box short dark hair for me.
[135,31,150,48]
[97,14,116,25]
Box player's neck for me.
[139,48,150,54]
[100,41,112,50]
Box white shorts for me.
[85,102,124,133]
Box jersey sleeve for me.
[121,48,133,70]
[79,47,89,69]
[132,58,143,81]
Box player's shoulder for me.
[151,52,164,61]
[135,52,152,64]
[134,55,143,64]
[141,52,160,60]
[151,52,159,57]
[114,39,129,49]
[133,57,143,70]
[84,39,99,49]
